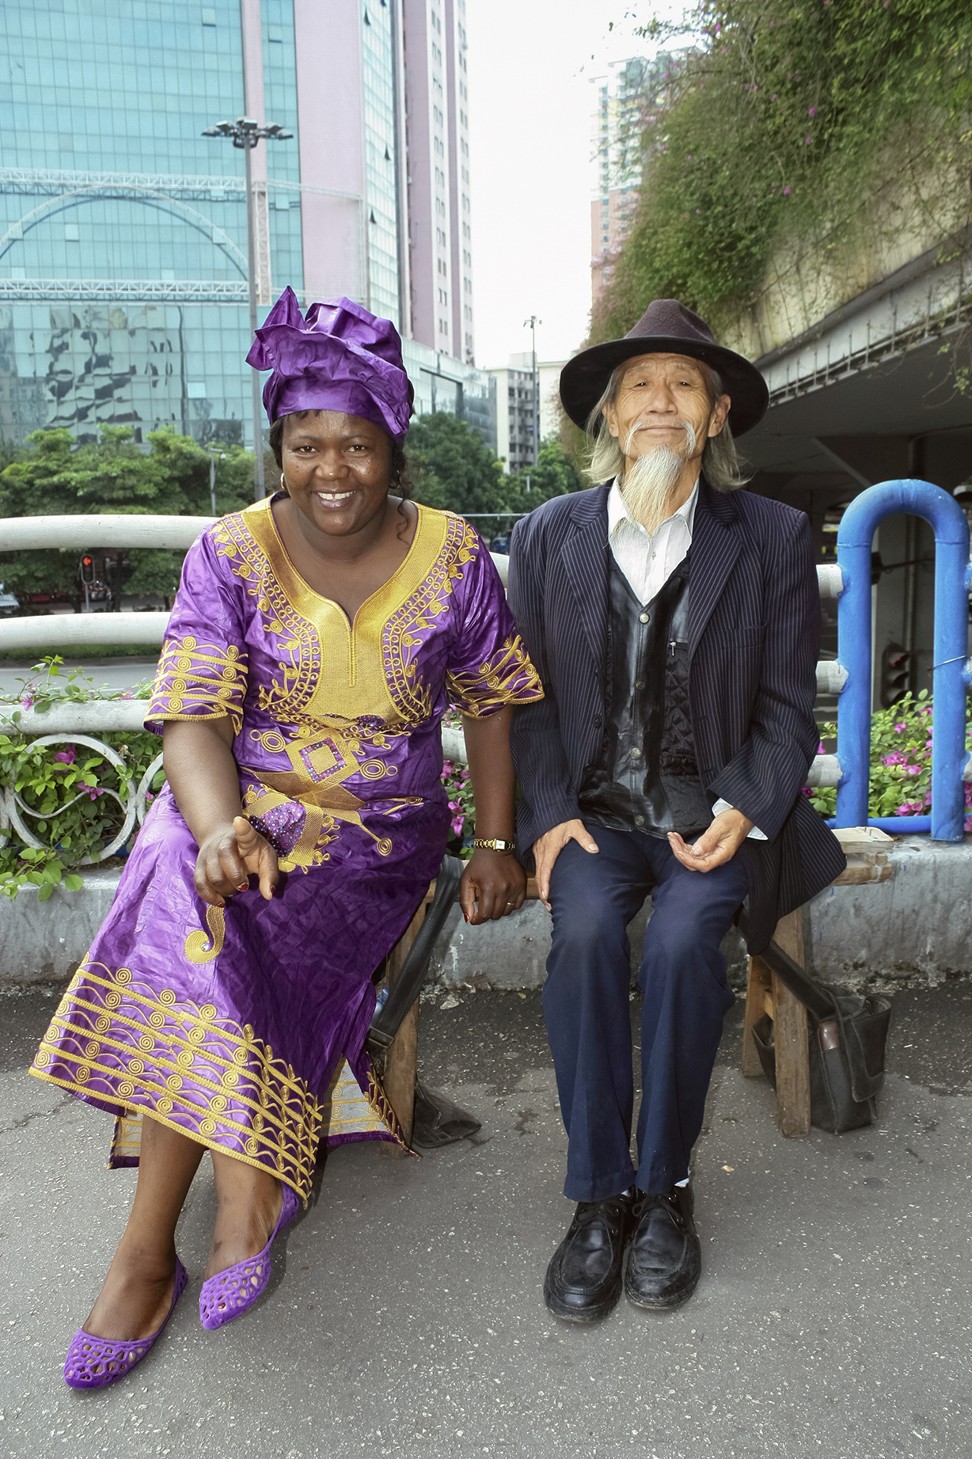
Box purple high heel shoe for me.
[199,1185,300,1331]
[63,1258,188,1390]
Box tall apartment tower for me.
[590,55,672,307]
[0,0,488,449]
[400,0,475,364]
[299,0,474,365]
[489,356,566,474]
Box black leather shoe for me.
[543,1194,634,1323]
[624,1185,701,1310]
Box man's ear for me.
[603,403,621,440]
[707,394,731,438]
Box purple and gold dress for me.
[30,498,542,1203]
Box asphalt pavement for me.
[2,980,971,1459]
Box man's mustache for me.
[624,420,698,457]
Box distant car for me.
[489,533,511,554]
[0,583,19,617]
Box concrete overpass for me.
[734,223,972,706]
[746,228,972,513]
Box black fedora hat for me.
[560,299,769,436]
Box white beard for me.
[620,422,698,535]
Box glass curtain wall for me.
[0,0,301,447]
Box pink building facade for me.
[590,55,675,308]
[290,0,473,365]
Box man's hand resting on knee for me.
[533,819,599,909]
[667,807,753,873]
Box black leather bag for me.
[750,940,892,1134]
[808,989,891,1132]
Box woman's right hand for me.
[194,815,280,905]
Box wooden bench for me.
[740,826,894,1134]
[376,872,540,1145]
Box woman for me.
[31,289,542,1388]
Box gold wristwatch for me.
[471,836,516,853]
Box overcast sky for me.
[465,3,654,369]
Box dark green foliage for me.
[406,414,584,528]
[597,0,972,340]
[506,438,585,512]
[0,659,161,896]
[406,412,513,517]
[0,426,255,601]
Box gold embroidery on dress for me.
[184,905,226,963]
[148,504,541,871]
[29,963,408,1195]
[318,1059,410,1152]
[177,505,475,865]
[219,501,467,734]
[448,631,544,716]
[30,964,322,1197]
[243,723,407,862]
[152,637,246,731]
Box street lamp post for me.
[524,314,541,468]
[202,116,292,501]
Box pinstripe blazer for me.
[507,479,846,953]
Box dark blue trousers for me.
[544,824,748,1202]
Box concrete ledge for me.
[421,836,972,990]
[2,836,969,989]
[806,836,972,984]
[0,867,124,984]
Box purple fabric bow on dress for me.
[246,286,415,439]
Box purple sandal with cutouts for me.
[64,1258,188,1389]
[199,1185,300,1330]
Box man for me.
[507,300,845,1322]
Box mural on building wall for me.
[0,305,243,446]
[43,306,184,441]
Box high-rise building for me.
[489,355,565,474]
[590,54,674,307]
[0,0,491,450]
[399,0,476,364]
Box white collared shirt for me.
[605,475,766,840]
[607,476,698,605]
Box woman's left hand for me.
[459,849,526,924]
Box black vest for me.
[579,553,712,838]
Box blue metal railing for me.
[835,479,972,840]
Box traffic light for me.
[879,642,911,707]
[79,554,95,584]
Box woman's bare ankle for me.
[205,1172,283,1279]
[82,1245,179,1342]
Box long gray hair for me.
[583,359,750,491]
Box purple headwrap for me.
[246,286,415,440]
